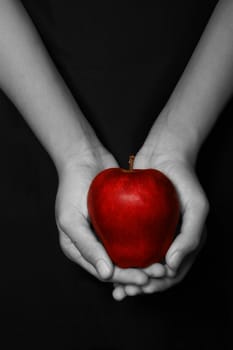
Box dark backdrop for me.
[0,1,231,349]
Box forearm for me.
[146,0,233,161]
[0,0,100,171]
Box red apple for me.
[87,156,180,268]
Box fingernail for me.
[96,259,111,279]
[169,251,181,270]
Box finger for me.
[166,198,209,271]
[142,278,172,293]
[112,285,127,301]
[124,285,141,296]
[60,229,149,287]
[58,213,114,279]
[111,267,149,285]
[165,264,177,277]
[143,263,166,278]
[59,224,149,285]
[142,251,196,293]
[59,229,100,278]
[165,231,206,277]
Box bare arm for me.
[143,0,233,162]
[114,0,233,299]
[0,0,104,171]
[0,0,150,288]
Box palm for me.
[113,153,209,299]
[55,150,150,286]
[136,154,208,270]
[55,152,118,276]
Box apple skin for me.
[87,167,180,268]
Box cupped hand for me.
[112,150,209,300]
[55,147,148,287]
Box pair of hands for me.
[55,135,209,301]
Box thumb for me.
[58,213,114,279]
[166,200,208,271]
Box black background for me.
[0,1,231,349]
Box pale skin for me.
[0,0,233,300]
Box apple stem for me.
[128,155,135,171]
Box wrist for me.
[53,136,106,174]
[141,106,203,166]
[56,138,114,180]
